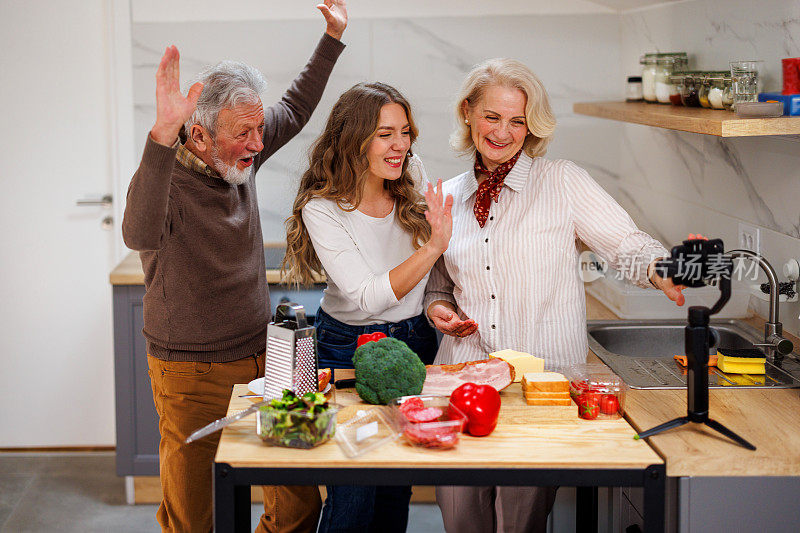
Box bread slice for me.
[522,391,570,399]
[524,397,573,406]
[521,372,569,393]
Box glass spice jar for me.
[705,71,731,110]
[654,55,676,104]
[698,73,712,108]
[668,73,686,105]
[626,76,643,102]
[654,53,688,104]
[721,77,734,110]
[640,54,658,103]
[678,71,703,107]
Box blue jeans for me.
[314,308,438,533]
[314,308,438,368]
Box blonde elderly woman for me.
[425,59,685,532]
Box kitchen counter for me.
[109,247,326,285]
[585,290,800,478]
[215,380,665,531]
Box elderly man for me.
[121,2,347,531]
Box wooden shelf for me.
[573,101,800,137]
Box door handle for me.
[76,194,113,207]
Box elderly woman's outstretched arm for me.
[564,161,686,305]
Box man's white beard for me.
[211,146,253,186]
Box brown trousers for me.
[436,486,557,533]
[148,353,322,533]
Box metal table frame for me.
[214,462,666,532]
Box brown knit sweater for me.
[122,34,345,362]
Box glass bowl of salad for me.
[257,389,339,449]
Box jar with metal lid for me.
[677,71,703,107]
[698,72,712,108]
[654,53,688,104]
[654,56,675,104]
[705,71,733,110]
[668,73,686,105]
[640,54,658,102]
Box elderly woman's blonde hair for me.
[451,58,556,159]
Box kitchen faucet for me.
[726,249,794,361]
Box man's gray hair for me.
[184,60,267,137]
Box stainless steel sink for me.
[587,319,800,389]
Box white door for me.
[0,0,133,446]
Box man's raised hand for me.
[317,0,348,40]
[151,45,203,146]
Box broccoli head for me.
[352,337,426,404]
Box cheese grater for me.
[263,303,318,400]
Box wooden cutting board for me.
[216,383,661,471]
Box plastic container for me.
[334,407,400,458]
[391,395,467,450]
[257,403,339,449]
[758,92,800,115]
[585,267,750,319]
[560,364,628,420]
[735,101,784,118]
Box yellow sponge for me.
[717,349,766,375]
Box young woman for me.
[283,82,452,533]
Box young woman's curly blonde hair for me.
[451,58,556,159]
[282,82,431,287]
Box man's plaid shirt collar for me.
[175,140,219,178]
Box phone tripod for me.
[635,240,756,450]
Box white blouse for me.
[424,153,668,368]
[302,155,432,325]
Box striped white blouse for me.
[424,153,668,368]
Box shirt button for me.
[489,216,494,221]
[484,238,488,243]
[491,324,496,329]
[491,294,496,299]
[486,266,490,270]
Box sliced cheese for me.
[521,372,569,393]
[489,349,545,382]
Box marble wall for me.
[613,0,800,334]
[131,1,800,334]
[131,13,621,242]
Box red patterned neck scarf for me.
[473,150,522,228]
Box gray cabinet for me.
[609,477,800,533]
[112,283,324,477]
[113,285,159,476]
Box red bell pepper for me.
[449,382,501,437]
[356,331,387,347]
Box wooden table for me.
[214,382,665,532]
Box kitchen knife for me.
[185,400,268,444]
